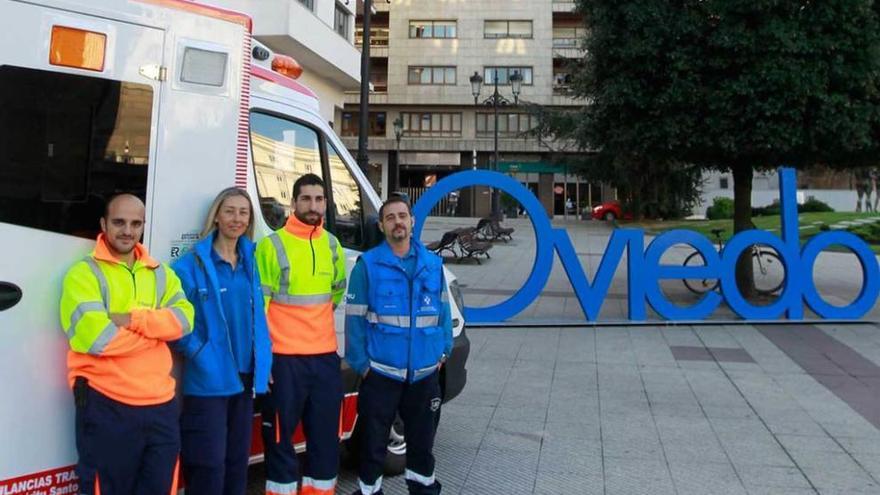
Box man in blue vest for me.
[345,196,452,495]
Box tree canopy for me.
[563,0,880,169]
[538,0,880,291]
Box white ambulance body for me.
[0,0,468,491]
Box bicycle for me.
[682,228,786,295]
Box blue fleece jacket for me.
[172,234,272,396]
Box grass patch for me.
[628,212,880,252]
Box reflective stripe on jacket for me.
[256,215,346,355]
[171,234,273,396]
[355,240,448,383]
[59,234,194,405]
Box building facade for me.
[217,0,361,123]
[341,0,602,217]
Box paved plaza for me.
[342,323,880,494]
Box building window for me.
[484,20,533,39]
[407,66,456,85]
[720,177,729,189]
[334,4,350,38]
[341,112,386,137]
[409,20,457,39]
[0,66,153,239]
[475,113,535,137]
[483,66,533,85]
[552,26,587,47]
[401,112,462,137]
[297,0,314,11]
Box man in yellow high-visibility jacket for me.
[257,174,346,495]
[59,194,194,495]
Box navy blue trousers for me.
[181,374,254,495]
[74,385,180,495]
[261,353,343,487]
[356,371,442,495]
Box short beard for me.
[109,241,136,255]
[294,210,321,226]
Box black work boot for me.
[406,479,441,495]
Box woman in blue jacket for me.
[172,187,272,495]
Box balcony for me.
[242,0,360,89]
[552,0,577,12]
[344,91,389,105]
[355,27,389,53]
[552,24,585,58]
[552,93,582,106]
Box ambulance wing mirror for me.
[0,282,22,311]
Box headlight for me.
[592,205,601,212]
[449,278,465,314]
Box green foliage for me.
[534,0,880,289]
[800,197,835,213]
[752,201,781,217]
[566,0,880,170]
[706,197,734,220]
[752,197,834,216]
[848,222,880,243]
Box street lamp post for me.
[355,0,391,173]
[356,0,373,172]
[469,70,522,218]
[393,116,403,196]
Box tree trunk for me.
[630,159,645,220]
[631,179,643,221]
[732,165,755,297]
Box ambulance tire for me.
[383,402,443,476]
[341,417,407,476]
[383,418,407,476]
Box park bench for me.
[426,230,460,258]
[455,227,493,264]
[476,216,514,242]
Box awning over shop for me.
[497,161,566,174]
[400,152,460,166]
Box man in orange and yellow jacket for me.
[256,174,346,495]
[59,194,194,495]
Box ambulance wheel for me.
[384,419,407,476]
[342,416,407,476]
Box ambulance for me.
[0,0,470,491]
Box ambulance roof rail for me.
[134,0,253,32]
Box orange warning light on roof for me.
[50,26,107,72]
[271,55,303,80]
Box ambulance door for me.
[0,2,164,485]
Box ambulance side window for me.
[250,112,324,230]
[325,141,366,248]
[0,66,152,239]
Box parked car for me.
[591,201,632,221]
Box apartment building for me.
[217,0,361,123]
[341,0,604,217]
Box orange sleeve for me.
[128,308,188,341]
[100,327,161,357]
